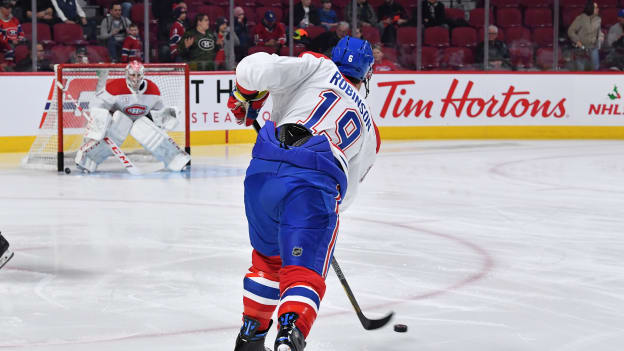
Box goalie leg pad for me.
[108,111,133,145]
[85,107,112,141]
[74,138,111,172]
[75,112,133,172]
[130,117,190,171]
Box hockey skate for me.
[0,233,14,270]
[234,316,273,351]
[274,313,306,351]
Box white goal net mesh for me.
[23,63,189,171]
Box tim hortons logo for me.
[377,79,567,119]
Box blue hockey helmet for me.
[331,36,374,82]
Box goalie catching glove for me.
[151,106,181,131]
[227,82,269,126]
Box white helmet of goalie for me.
[125,60,145,93]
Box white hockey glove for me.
[151,106,180,131]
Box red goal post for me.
[23,63,190,172]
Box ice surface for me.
[1,140,623,350]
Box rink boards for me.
[2,71,624,152]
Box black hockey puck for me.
[393,324,408,333]
[64,167,71,174]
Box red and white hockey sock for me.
[242,250,282,330]
[277,265,327,338]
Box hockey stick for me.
[56,79,146,175]
[330,258,394,330]
[251,119,394,330]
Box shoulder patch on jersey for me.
[106,79,132,95]
[143,79,161,96]
[299,51,329,60]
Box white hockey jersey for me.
[236,52,380,210]
[91,78,165,119]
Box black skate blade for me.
[0,250,14,270]
[359,311,394,330]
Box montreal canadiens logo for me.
[124,104,147,116]
[198,38,215,50]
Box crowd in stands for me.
[2,0,624,72]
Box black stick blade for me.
[359,311,394,330]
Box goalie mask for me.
[125,60,145,93]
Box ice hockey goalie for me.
[74,60,190,173]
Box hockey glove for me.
[151,106,180,131]
[227,83,269,126]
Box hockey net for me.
[22,63,190,172]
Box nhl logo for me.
[292,247,303,257]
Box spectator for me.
[233,6,251,62]
[69,45,89,63]
[0,0,25,64]
[169,4,187,61]
[18,0,54,25]
[475,24,512,70]
[15,42,53,71]
[214,16,238,69]
[605,9,624,70]
[294,0,320,28]
[155,0,186,42]
[98,2,132,62]
[121,23,142,62]
[372,43,399,72]
[568,0,603,71]
[451,0,470,11]
[179,13,218,71]
[344,0,377,28]
[121,1,134,19]
[417,0,446,27]
[377,0,408,46]
[311,20,348,56]
[318,0,337,30]
[51,0,96,40]
[253,10,286,50]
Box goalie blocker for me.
[75,61,190,173]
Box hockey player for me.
[227,36,379,351]
[75,60,190,173]
[0,232,13,270]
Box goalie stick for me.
[55,77,150,176]
[251,119,394,330]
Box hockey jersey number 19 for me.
[235,52,380,210]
